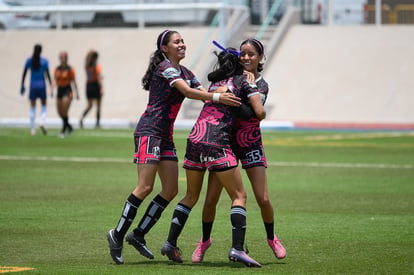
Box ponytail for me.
[141,50,165,91]
[208,49,244,83]
[141,30,177,91]
[85,50,98,69]
[32,44,42,71]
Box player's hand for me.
[243,71,255,85]
[20,86,25,95]
[216,85,228,94]
[218,92,241,107]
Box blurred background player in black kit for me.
[80,50,103,128]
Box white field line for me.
[0,155,129,163]
[267,161,414,169]
[299,132,414,141]
[0,155,413,169]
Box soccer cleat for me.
[125,232,154,259]
[40,126,47,135]
[267,234,286,259]
[161,241,183,263]
[192,237,211,263]
[106,229,124,265]
[228,247,261,267]
[68,126,73,136]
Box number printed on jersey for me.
[246,150,262,164]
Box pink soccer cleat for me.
[267,234,286,259]
[192,237,212,263]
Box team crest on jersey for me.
[153,147,161,158]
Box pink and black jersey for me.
[188,74,259,147]
[135,59,202,141]
[231,76,269,148]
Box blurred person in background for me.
[192,39,286,264]
[106,30,240,265]
[51,51,79,138]
[20,43,52,135]
[80,49,103,128]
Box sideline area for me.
[1,26,413,130]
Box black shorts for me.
[183,140,237,172]
[86,82,101,99]
[232,143,267,169]
[133,135,178,164]
[57,86,72,99]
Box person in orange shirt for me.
[79,50,103,128]
[51,51,79,138]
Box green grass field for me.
[0,127,413,274]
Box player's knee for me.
[161,187,178,201]
[135,184,153,198]
[204,197,217,208]
[257,197,272,209]
[182,193,200,208]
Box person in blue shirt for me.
[21,44,52,135]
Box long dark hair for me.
[240,38,265,73]
[32,44,42,71]
[85,50,98,69]
[141,30,178,91]
[207,48,245,83]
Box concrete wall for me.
[264,25,414,128]
[1,25,414,129]
[0,27,219,127]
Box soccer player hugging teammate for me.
[160,41,265,267]
[106,30,240,265]
[193,39,286,264]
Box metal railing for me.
[365,4,414,24]
[0,2,248,29]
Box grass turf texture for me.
[0,128,413,274]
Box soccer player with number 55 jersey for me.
[193,39,287,264]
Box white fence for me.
[0,1,248,30]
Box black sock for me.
[114,194,142,241]
[264,222,274,240]
[96,112,100,126]
[62,117,68,133]
[82,109,89,118]
[133,194,169,237]
[167,203,191,247]
[202,221,213,242]
[230,206,246,251]
[67,118,73,132]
